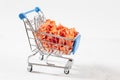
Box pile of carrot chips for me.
[36,19,78,55]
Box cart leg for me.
[64,59,73,74]
[27,52,38,72]
[27,63,33,72]
[39,55,44,60]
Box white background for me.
[0,0,120,80]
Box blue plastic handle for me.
[19,7,41,20]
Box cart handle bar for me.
[19,7,41,20]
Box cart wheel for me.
[69,59,73,62]
[64,69,69,74]
[39,55,44,60]
[27,64,32,72]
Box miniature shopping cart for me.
[19,7,80,74]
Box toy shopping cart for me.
[19,7,81,74]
